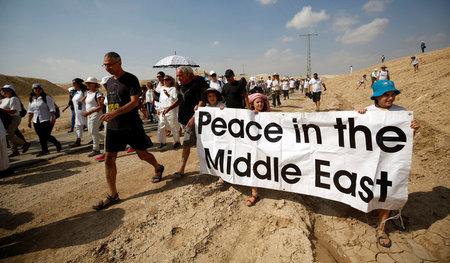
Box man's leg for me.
[316,101,320,111]
[136,150,160,170]
[177,145,191,174]
[104,152,118,197]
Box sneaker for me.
[173,142,181,149]
[157,143,166,149]
[22,142,31,153]
[8,151,20,158]
[87,150,100,157]
[95,153,105,162]
[126,147,134,153]
[36,151,49,157]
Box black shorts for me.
[106,126,153,152]
[312,92,322,102]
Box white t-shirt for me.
[271,80,280,91]
[309,78,324,92]
[282,81,289,91]
[371,71,377,78]
[28,95,56,123]
[266,79,273,88]
[85,91,103,112]
[377,70,389,80]
[158,86,178,110]
[365,104,406,112]
[145,89,154,103]
[209,80,223,93]
[0,96,21,117]
[289,80,295,88]
[412,57,419,65]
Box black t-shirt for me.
[178,76,208,125]
[106,72,142,130]
[222,80,247,109]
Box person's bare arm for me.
[100,95,139,122]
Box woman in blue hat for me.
[358,80,420,248]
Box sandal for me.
[93,193,120,211]
[246,195,259,207]
[376,226,392,248]
[216,179,225,187]
[173,172,185,178]
[152,165,165,183]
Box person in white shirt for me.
[409,56,420,73]
[308,73,327,112]
[82,77,105,157]
[289,77,295,94]
[377,65,390,80]
[157,75,180,149]
[208,70,223,93]
[0,85,30,157]
[358,80,419,248]
[282,78,290,100]
[271,73,281,107]
[370,68,378,87]
[145,82,155,122]
[71,78,88,147]
[27,83,61,156]
[266,76,273,95]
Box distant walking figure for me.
[410,56,420,73]
[421,41,426,53]
[381,54,385,63]
[358,74,367,88]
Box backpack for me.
[95,91,106,113]
[19,102,27,117]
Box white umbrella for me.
[153,55,199,68]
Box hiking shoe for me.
[157,143,166,149]
[87,150,100,157]
[8,151,20,158]
[173,142,181,149]
[22,142,31,153]
[55,141,62,152]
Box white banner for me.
[195,108,414,213]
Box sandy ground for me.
[0,48,449,262]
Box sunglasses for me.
[163,78,171,81]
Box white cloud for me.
[282,35,294,43]
[212,41,220,46]
[286,6,329,30]
[256,0,277,5]
[337,18,389,45]
[264,48,280,58]
[332,15,359,32]
[363,0,393,14]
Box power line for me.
[299,33,318,77]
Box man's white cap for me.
[374,68,377,71]
[68,87,75,92]
[100,76,113,85]
[209,70,216,76]
[2,85,15,92]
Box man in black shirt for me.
[162,66,208,177]
[221,69,250,109]
[93,52,164,210]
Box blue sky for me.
[0,0,449,83]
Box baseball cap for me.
[100,76,112,85]
[224,69,234,78]
[68,87,75,92]
[32,83,43,89]
[209,70,216,76]
[2,85,15,92]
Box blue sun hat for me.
[371,80,401,100]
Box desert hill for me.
[0,74,66,98]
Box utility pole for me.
[299,33,318,78]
